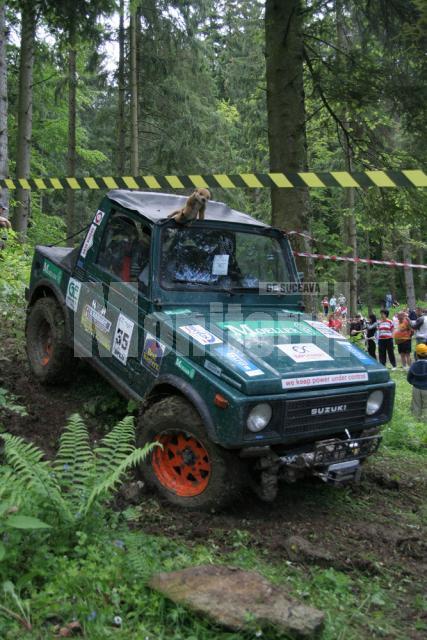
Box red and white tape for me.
[292,250,427,269]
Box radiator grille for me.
[284,392,368,435]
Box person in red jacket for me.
[378,309,396,369]
[328,312,342,333]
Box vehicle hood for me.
[155,306,390,395]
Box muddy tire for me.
[26,297,77,384]
[138,396,244,510]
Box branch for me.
[303,48,355,159]
[303,32,353,58]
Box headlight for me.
[247,403,272,432]
[366,390,384,416]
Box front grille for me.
[284,392,368,435]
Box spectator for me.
[385,292,393,310]
[408,308,417,322]
[329,295,337,313]
[378,309,397,370]
[365,313,378,359]
[328,312,342,333]
[349,314,365,344]
[407,343,427,421]
[339,304,348,320]
[411,308,427,353]
[0,203,10,229]
[338,293,346,307]
[321,296,329,317]
[393,311,413,369]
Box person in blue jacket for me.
[407,343,427,421]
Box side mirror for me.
[297,271,304,282]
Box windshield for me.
[160,227,291,291]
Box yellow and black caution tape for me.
[0,170,426,190]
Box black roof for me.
[107,190,268,227]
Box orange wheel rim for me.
[41,336,53,366]
[152,432,211,497]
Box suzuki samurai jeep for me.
[26,190,395,509]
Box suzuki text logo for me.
[311,404,347,416]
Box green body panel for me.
[27,193,395,451]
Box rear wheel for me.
[26,297,76,384]
[138,396,244,510]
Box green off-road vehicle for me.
[26,190,395,509]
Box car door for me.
[78,210,152,392]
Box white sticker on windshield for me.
[112,314,134,365]
[277,343,333,363]
[212,254,229,276]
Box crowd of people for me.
[319,297,427,421]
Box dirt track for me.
[1,339,426,638]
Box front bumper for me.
[278,434,381,485]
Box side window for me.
[95,213,151,289]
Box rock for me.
[148,565,324,638]
[283,535,334,566]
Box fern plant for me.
[0,414,156,540]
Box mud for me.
[1,331,426,639]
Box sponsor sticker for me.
[112,314,134,365]
[218,320,316,339]
[81,224,97,258]
[141,332,165,376]
[282,372,369,389]
[93,209,105,225]
[214,345,264,377]
[180,324,223,346]
[176,356,195,379]
[65,277,82,312]
[81,301,112,350]
[42,259,63,286]
[164,308,192,316]
[339,342,375,364]
[212,254,229,276]
[204,359,222,377]
[304,320,346,340]
[277,343,333,363]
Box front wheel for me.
[26,297,76,384]
[137,396,245,510]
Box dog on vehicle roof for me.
[167,188,211,224]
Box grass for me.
[383,370,427,451]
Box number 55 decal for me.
[112,314,135,365]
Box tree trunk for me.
[129,7,139,174]
[117,0,126,174]
[336,0,357,317]
[265,0,309,231]
[0,3,9,212]
[66,25,77,237]
[402,232,416,309]
[265,0,313,308]
[365,232,373,315]
[14,0,36,238]
[417,247,425,302]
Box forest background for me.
[0,0,426,315]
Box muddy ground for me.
[1,332,426,639]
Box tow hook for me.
[316,459,362,485]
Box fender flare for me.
[144,373,218,442]
[27,279,73,341]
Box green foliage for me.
[0,387,27,417]
[0,232,32,309]
[0,413,156,552]
[382,371,427,452]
